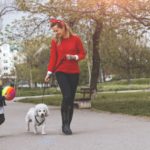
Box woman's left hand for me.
[66,54,78,60]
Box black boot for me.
[65,106,73,135]
[68,105,73,125]
[61,106,73,135]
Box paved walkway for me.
[1,100,150,150]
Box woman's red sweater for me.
[47,35,86,74]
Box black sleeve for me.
[0,96,6,106]
[0,87,6,106]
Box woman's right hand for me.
[45,71,52,82]
[44,74,50,82]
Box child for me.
[0,80,7,125]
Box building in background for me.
[0,43,24,79]
[0,44,12,76]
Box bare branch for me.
[0,6,19,18]
[27,18,49,37]
[114,3,150,27]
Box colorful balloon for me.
[2,86,16,101]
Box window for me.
[4,60,8,63]
[14,56,17,61]
[4,67,8,70]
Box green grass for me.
[97,78,150,91]
[19,95,62,106]
[16,78,150,97]
[19,91,150,117]
[109,78,150,84]
[16,87,61,97]
[98,84,150,91]
[92,92,150,116]
[16,78,150,117]
[19,93,83,106]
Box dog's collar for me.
[35,116,45,126]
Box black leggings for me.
[55,72,79,108]
[0,114,5,125]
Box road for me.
[1,99,150,150]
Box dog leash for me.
[52,56,66,73]
[41,76,54,103]
[41,82,47,104]
[41,56,66,103]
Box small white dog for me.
[25,103,49,135]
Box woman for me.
[45,19,86,135]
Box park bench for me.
[74,87,93,109]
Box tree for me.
[100,28,150,82]
[0,0,19,46]
[14,36,50,87]
[13,0,150,91]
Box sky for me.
[1,7,150,47]
[2,12,28,28]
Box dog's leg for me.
[27,121,30,132]
[33,125,38,134]
[41,123,46,135]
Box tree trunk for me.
[29,65,33,88]
[90,21,103,91]
[127,64,131,84]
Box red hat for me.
[49,18,64,25]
